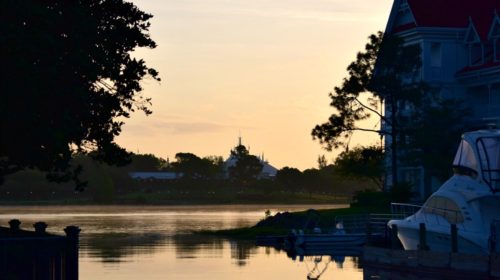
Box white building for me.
[223,137,278,179]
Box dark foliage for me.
[171,153,223,180]
[402,99,469,182]
[276,167,303,192]
[0,0,159,190]
[228,145,263,186]
[334,145,384,190]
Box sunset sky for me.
[117,0,394,170]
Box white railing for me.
[334,213,408,235]
[390,202,467,230]
[390,202,422,218]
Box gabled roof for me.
[392,0,500,40]
[464,18,481,43]
[488,14,500,39]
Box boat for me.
[285,222,372,250]
[388,129,500,254]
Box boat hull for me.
[288,233,369,250]
[389,220,487,254]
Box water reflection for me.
[0,205,363,280]
[284,246,363,280]
[229,240,257,266]
[83,232,167,263]
[172,234,224,259]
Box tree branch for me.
[95,80,116,93]
[350,127,389,135]
[354,97,392,125]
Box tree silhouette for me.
[0,0,159,189]
[276,167,303,192]
[172,153,223,180]
[334,145,384,190]
[228,145,263,186]
[312,32,428,187]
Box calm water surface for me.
[0,205,365,280]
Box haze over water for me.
[0,205,363,280]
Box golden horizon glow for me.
[117,0,394,170]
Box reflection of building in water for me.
[173,235,224,259]
[229,240,256,266]
[85,232,167,263]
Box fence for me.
[0,219,80,280]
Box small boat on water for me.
[285,223,372,250]
[389,129,500,254]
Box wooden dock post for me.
[451,224,458,253]
[418,223,429,251]
[64,225,81,280]
[491,222,498,253]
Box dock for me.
[363,246,500,279]
[0,219,80,280]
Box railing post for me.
[491,222,498,253]
[33,222,47,235]
[418,223,429,251]
[451,224,458,253]
[8,219,21,231]
[366,217,373,246]
[64,226,80,280]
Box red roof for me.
[456,60,500,75]
[403,0,500,40]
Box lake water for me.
[0,205,366,280]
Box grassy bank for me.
[0,190,350,205]
[200,205,390,239]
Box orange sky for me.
[117,0,394,170]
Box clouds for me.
[122,115,251,138]
[149,0,389,24]
[121,0,393,169]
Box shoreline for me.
[0,203,348,214]
[0,198,348,206]
[199,204,390,239]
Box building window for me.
[399,167,423,196]
[430,42,442,67]
[485,41,494,62]
[495,38,500,61]
[470,42,483,66]
[491,85,500,107]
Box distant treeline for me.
[0,151,378,204]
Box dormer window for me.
[495,38,500,61]
[470,43,484,65]
[488,13,500,61]
[465,19,483,66]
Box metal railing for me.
[334,213,407,235]
[390,202,466,230]
[390,202,422,218]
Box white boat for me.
[285,223,371,250]
[388,129,500,254]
